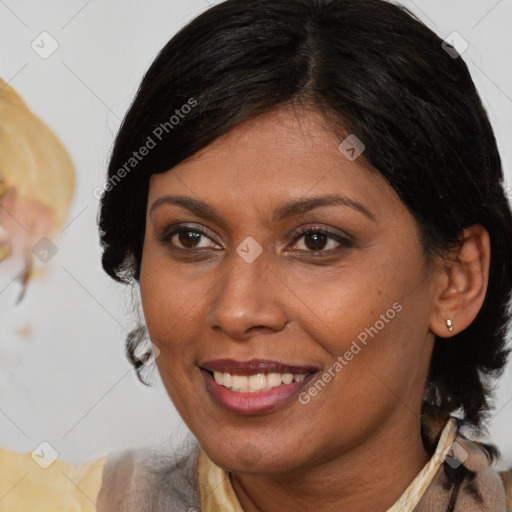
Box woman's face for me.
[140,105,440,474]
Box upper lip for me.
[200,358,318,375]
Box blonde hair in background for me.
[0,79,75,293]
[0,78,75,227]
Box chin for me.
[202,437,306,475]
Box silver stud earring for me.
[446,319,453,332]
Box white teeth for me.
[249,374,267,390]
[211,371,309,392]
[281,373,293,384]
[267,373,281,386]
[231,375,249,390]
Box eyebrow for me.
[149,194,376,224]
[273,195,375,222]
[150,195,227,228]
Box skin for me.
[139,104,489,511]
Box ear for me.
[429,225,490,338]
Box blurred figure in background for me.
[0,78,76,449]
[0,78,75,306]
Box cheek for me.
[139,251,202,413]
[139,245,180,352]
[321,286,432,420]
[284,259,408,352]
[291,251,430,398]
[139,242,212,369]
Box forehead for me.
[147,105,400,222]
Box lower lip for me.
[201,369,316,415]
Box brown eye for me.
[175,230,203,249]
[302,232,329,251]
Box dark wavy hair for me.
[98,0,512,429]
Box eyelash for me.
[158,224,353,256]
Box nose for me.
[206,247,288,341]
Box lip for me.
[200,358,318,415]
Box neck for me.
[230,411,432,512]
